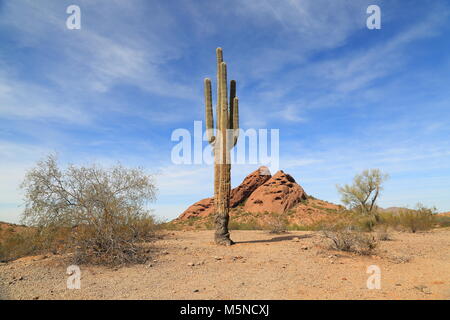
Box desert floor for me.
[1,229,449,300]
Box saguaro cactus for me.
[204,48,239,245]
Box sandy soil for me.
[1,229,449,300]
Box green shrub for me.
[353,215,377,232]
[397,204,436,233]
[435,215,450,228]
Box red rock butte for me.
[176,167,342,226]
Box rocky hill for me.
[0,222,28,241]
[174,167,344,229]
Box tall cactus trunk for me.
[204,48,239,246]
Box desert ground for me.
[1,228,449,300]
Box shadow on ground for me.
[235,234,313,244]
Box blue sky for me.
[1,0,450,223]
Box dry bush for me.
[323,229,377,255]
[19,155,157,266]
[71,216,156,265]
[265,213,288,234]
[375,225,392,241]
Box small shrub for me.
[323,229,377,255]
[265,213,288,234]
[435,215,450,228]
[19,155,158,266]
[376,226,391,241]
[398,204,436,233]
[353,215,377,232]
[71,216,156,265]
[378,211,400,229]
[377,231,390,241]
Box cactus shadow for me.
[235,234,312,244]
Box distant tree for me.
[337,169,389,221]
[20,154,157,265]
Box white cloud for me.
[0,74,92,123]
[0,0,195,101]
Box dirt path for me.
[1,229,449,300]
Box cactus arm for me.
[229,80,236,129]
[229,79,239,147]
[232,96,239,147]
[204,78,215,144]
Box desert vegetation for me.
[2,164,449,265]
[0,155,158,265]
[323,229,378,255]
[337,169,389,222]
[1,164,450,300]
[187,168,445,256]
[318,169,443,255]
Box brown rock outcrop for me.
[230,166,271,207]
[243,170,307,214]
[177,167,272,220]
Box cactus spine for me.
[204,48,239,245]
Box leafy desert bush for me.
[397,204,436,233]
[323,229,378,255]
[19,155,157,266]
[337,169,389,222]
[351,214,377,232]
[435,215,450,228]
[378,211,400,229]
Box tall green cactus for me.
[204,48,239,245]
